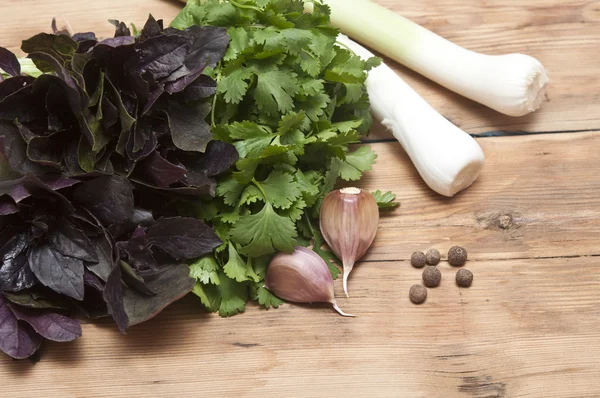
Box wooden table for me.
[1,1,599,396]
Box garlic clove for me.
[319,187,379,297]
[265,246,354,317]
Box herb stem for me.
[252,178,268,201]
[210,65,222,128]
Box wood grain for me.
[1,1,600,397]
[1,255,599,397]
[0,0,599,137]
[2,134,600,397]
[355,131,600,262]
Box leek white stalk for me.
[318,0,549,117]
[338,35,485,197]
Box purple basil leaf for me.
[146,217,222,260]
[72,32,96,42]
[103,260,128,332]
[8,303,82,342]
[85,234,113,282]
[0,46,21,77]
[138,151,186,188]
[83,269,105,291]
[101,96,118,129]
[111,21,131,38]
[0,75,35,102]
[26,134,64,169]
[0,294,42,359]
[173,25,230,70]
[108,207,155,240]
[164,66,205,95]
[0,196,18,215]
[2,290,68,310]
[49,221,99,263]
[170,74,216,101]
[126,115,163,160]
[0,233,36,292]
[23,174,77,215]
[132,178,216,197]
[123,263,195,327]
[185,140,239,177]
[140,15,163,41]
[97,36,136,48]
[117,226,158,272]
[0,79,39,123]
[127,34,190,81]
[14,120,38,143]
[167,100,212,152]
[0,253,36,292]
[28,244,84,301]
[73,175,134,225]
[0,122,49,175]
[21,33,78,69]
[120,261,156,296]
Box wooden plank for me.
[355,132,600,262]
[1,256,599,397]
[1,134,600,396]
[0,0,599,137]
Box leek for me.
[338,35,485,197]
[320,0,549,117]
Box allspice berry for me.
[409,284,427,304]
[426,249,441,265]
[422,266,441,287]
[456,269,473,287]
[411,251,427,268]
[448,246,467,266]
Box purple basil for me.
[0,15,235,360]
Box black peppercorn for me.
[426,249,441,265]
[411,251,427,268]
[409,284,427,304]
[456,269,473,287]
[422,266,441,287]
[448,246,467,266]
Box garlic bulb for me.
[319,187,379,297]
[265,246,354,317]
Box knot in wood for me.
[497,214,513,229]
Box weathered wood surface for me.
[1,0,600,397]
[2,133,599,397]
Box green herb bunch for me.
[172,0,394,315]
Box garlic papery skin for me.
[318,0,549,117]
[319,188,379,297]
[265,246,354,317]
[337,35,485,197]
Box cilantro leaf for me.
[372,190,400,209]
[255,70,298,115]
[336,145,377,181]
[224,242,260,282]
[218,67,254,104]
[260,171,301,209]
[253,285,284,309]
[231,202,297,256]
[216,176,245,206]
[189,255,221,285]
[192,272,249,317]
